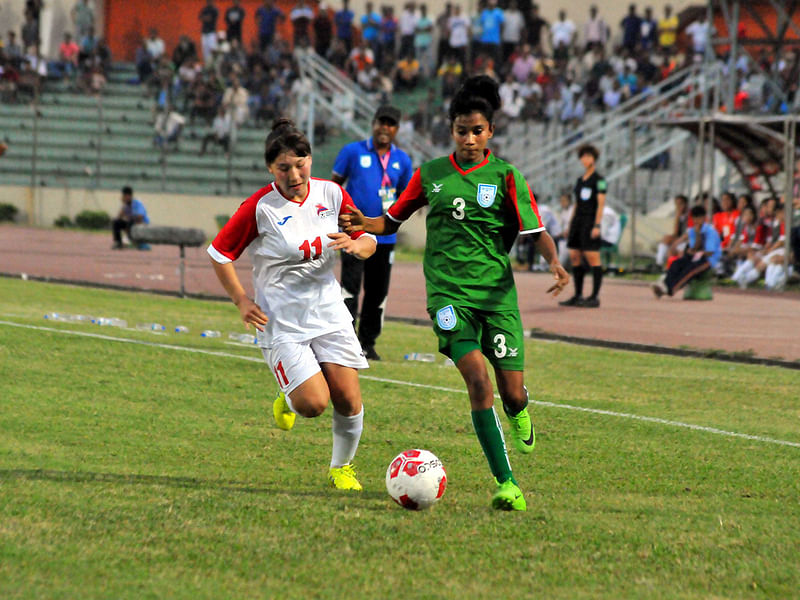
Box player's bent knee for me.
[291,393,329,418]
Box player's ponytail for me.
[264,118,312,166]
[448,75,501,125]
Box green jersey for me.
[386,150,545,312]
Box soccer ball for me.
[385,449,447,510]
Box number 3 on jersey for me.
[299,236,322,260]
[452,197,466,220]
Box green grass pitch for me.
[1,278,799,599]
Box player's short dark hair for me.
[690,204,707,218]
[675,194,688,205]
[577,144,599,159]
[448,75,501,125]
[264,118,311,166]
[122,185,133,195]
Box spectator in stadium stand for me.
[394,49,420,90]
[685,12,711,60]
[398,2,418,61]
[331,105,413,361]
[0,57,20,102]
[21,10,39,53]
[111,186,150,250]
[657,4,678,52]
[221,75,249,127]
[655,193,689,269]
[560,144,607,308]
[501,0,525,64]
[290,0,314,49]
[255,0,285,52]
[188,71,219,126]
[71,0,94,40]
[172,35,198,70]
[145,28,165,62]
[313,3,334,58]
[378,6,398,69]
[208,118,376,492]
[325,37,348,70]
[437,52,464,102]
[225,0,246,44]
[583,5,609,53]
[199,0,219,64]
[5,31,24,69]
[550,10,576,60]
[361,2,382,58]
[652,204,721,298]
[55,32,80,80]
[153,106,186,151]
[434,2,453,68]
[414,4,433,75]
[199,105,233,157]
[477,0,504,67]
[640,6,658,51]
[345,37,374,79]
[334,0,355,52]
[525,3,549,55]
[511,43,535,84]
[620,4,641,53]
[447,4,470,69]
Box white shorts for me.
[262,327,369,395]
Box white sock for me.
[330,407,364,468]
[656,243,667,266]
[283,392,297,414]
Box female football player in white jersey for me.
[208,118,377,491]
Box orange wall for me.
[105,0,302,62]
[713,3,800,55]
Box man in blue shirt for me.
[652,204,721,297]
[332,105,413,360]
[255,0,285,51]
[360,2,382,56]
[112,186,150,250]
[335,0,355,51]
[478,0,504,66]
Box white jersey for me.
[208,178,375,347]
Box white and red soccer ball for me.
[385,449,447,510]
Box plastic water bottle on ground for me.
[174,326,189,333]
[228,332,256,344]
[70,315,93,323]
[137,323,165,331]
[404,352,436,362]
[201,330,221,338]
[44,313,65,321]
[94,317,127,327]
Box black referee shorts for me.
[567,214,602,252]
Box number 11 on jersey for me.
[299,236,322,260]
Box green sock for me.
[471,407,515,484]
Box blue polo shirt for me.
[124,198,150,224]
[332,138,413,245]
[688,223,721,268]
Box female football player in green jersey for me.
[340,75,569,511]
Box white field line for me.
[2,319,799,450]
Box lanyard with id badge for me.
[377,151,396,211]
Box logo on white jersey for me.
[477,183,497,208]
[316,204,335,218]
[431,183,443,193]
[277,216,293,226]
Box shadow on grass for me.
[0,468,387,501]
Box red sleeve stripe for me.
[388,168,426,222]
[208,188,265,262]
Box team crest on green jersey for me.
[436,305,457,330]
[477,183,497,208]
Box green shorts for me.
[430,304,525,370]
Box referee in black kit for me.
[560,144,606,308]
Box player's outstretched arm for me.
[338,206,400,236]
[210,258,269,331]
[533,231,570,296]
[327,232,377,260]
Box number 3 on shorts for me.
[493,333,507,358]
